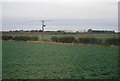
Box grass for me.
[2,41,118,79]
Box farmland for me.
[2,41,118,79]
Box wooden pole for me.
[42,21,45,41]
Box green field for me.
[2,41,118,79]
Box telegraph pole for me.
[41,21,45,41]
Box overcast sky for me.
[1,0,118,31]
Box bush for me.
[13,36,28,41]
[29,36,39,41]
[13,36,38,41]
[78,37,99,44]
[51,36,75,43]
[51,37,59,42]
[105,38,120,45]
[97,38,103,45]
[2,35,13,40]
[59,37,75,43]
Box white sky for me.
[1,0,119,31]
[3,2,118,20]
[1,0,120,2]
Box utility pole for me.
[41,21,45,41]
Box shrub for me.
[51,37,59,42]
[73,39,79,43]
[78,37,99,44]
[2,35,13,40]
[13,36,28,41]
[51,36,75,43]
[29,36,39,41]
[59,37,75,43]
[13,36,38,41]
[105,38,120,45]
[97,38,103,45]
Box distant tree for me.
[39,30,43,32]
[14,30,19,32]
[76,31,79,33]
[9,30,13,32]
[25,30,29,32]
[57,30,61,32]
[31,30,34,32]
[34,30,38,32]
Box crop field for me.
[2,41,118,79]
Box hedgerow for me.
[13,36,39,41]
[2,35,13,40]
[51,37,59,42]
[51,36,120,45]
[51,37,75,43]
[78,37,100,44]
[59,37,75,43]
[105,38,120,45]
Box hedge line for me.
[78,38,102,44]
[105,38,120,45]
[1,35,39,41]
[1,35,120,45]
[51,36,120,45]
[2,35,13,40]
[51,36,76,43]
